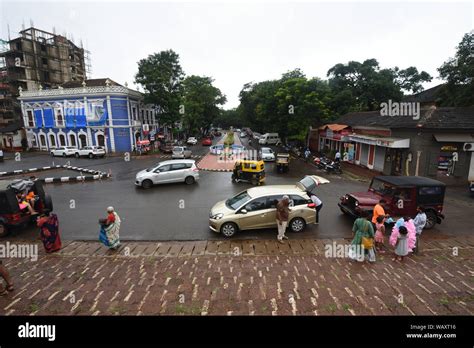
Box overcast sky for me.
[1,0,473,108]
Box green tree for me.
[181,75,226,135]
[135,50,185,128]
[438,31,474,106]
[327,59,432,112]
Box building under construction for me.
[0,27,90,130]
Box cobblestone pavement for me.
[1,236,473,316]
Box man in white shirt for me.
[412,206,427,254]
[308,192,323,224]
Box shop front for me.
[348,134,410,173]
[317,124,351,156]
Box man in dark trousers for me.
[308,192,323,224]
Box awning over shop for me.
[434,134,474,142]
[347,134,410,148]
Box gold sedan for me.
[209,176,330,237]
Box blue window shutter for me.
[43,108,54,128]
[34,109,43,127]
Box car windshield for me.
[226,191,252,210]
[262,148,272,153]
[371,178,395,195]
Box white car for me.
[187,137,198,145]
[135,159,199,189]
[260,147,275,161]
[75,146,106,159]
[51,146,77,157]
[239,132,247,138]
[172,146,192,159]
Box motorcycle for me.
[325,160,342,174]
[313,155,330,170]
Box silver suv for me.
[135,159,199,189]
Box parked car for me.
[187,137,198,145]
[259,133,282,145]
[0,149,3,162]
[231,144,246,154]
[135,160,199,189]
[338,176,446,229]
[172,146,192,159]
[239,132,247,138]
[159,141,174,153]
[202,137,213,146]
[0,179,53,238]
[260,147,275,161]
[209,175,330,237]
[50,146,77,157]
[75,146,106,159]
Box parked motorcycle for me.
[314,155,330,170]
[325,160,342,174]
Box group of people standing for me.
[350,199,427,263]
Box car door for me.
[170,163,187,182]
[152,164,172,184]
[237,196,273,230]
[264,195,284,228]
[289,194,315,224]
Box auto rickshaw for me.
[231,160,265,186]
[276,153,290,173]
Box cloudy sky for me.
[1,0,473,108]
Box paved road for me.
[0,133,471,241]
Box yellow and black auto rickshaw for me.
[231,160,265,186]
[275,153,290,173]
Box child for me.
[393,226,409,262]
[374,215,386,253]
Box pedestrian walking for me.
[374,215,386,253]
[308,192,323,224]
[276,195,291,243]
[412,206,427,254]
[99,206,121,250]
[335,150,341,162]
[0,261,14,296]
[392,226,409,262]
[349,210,375,262]
[37,213,62,253]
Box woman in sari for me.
[99,206,121,250]
[37,213,62,253]
[350,210,375,262]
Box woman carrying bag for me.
[350,210,376,263]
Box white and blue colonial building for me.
[18,78,158,153]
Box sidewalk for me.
[1,236,473,315]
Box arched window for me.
[40,134,46,147]
[69,134,77,147]
[97,134,105,147]
[79,134,87,148]
[49,134,56,148]
[59,134,66,146]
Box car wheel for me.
[50,152,55,157]
[251,178,258,186]
[43,194,53,212]
[142,179,153,189]
[75,153,80,158]
[425,211,437,229]
[62,153,66,157]
[185,176,195,185]
[0,222,8,238]
[221,222,238,238]
[231,174,236,183]
[289,217,306,233]
[89,153,94,159]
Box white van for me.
[258,133,281,145]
